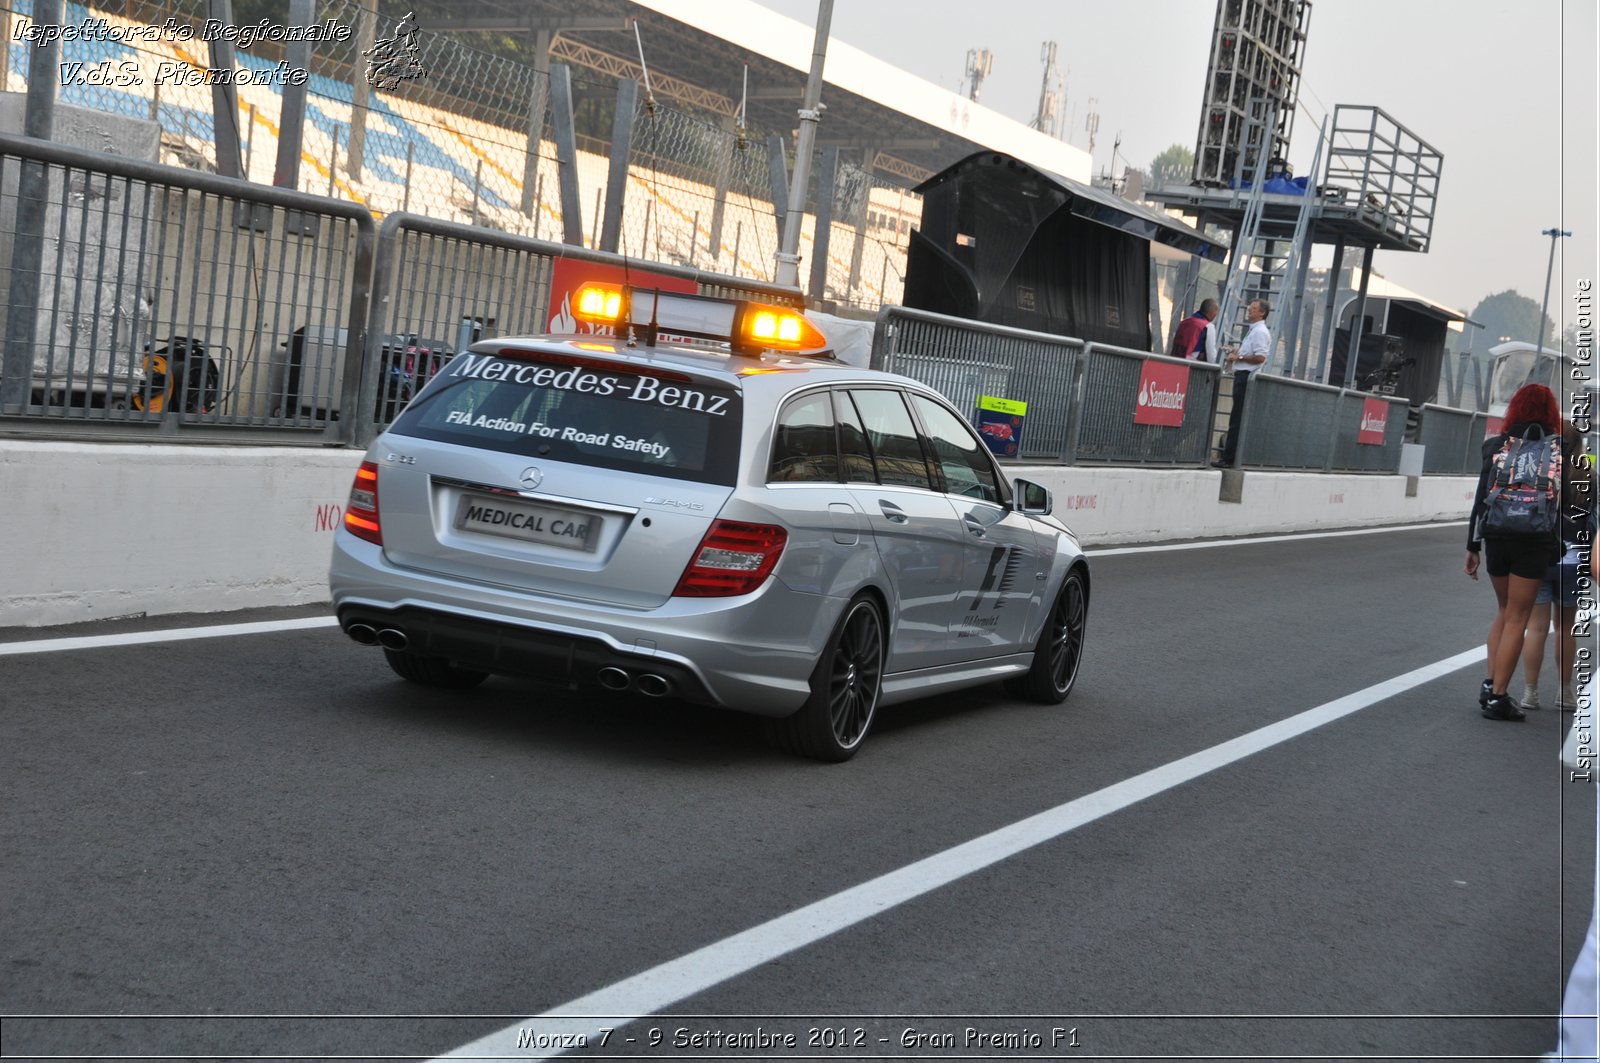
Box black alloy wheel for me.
[1006,568,1087,703]
[772,594,885,762]
[827,600,884,750]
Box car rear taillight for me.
[344,461,382,545]
[672,520,787,597]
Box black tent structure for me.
[904,152,1227,350]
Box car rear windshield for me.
[390,350,743,484]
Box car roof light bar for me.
[570,284,830,357]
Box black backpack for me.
[1480,425,1562,539]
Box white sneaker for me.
[1522,686,1541,710]
[1558,684,1576,711]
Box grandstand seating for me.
[5,0,914,307]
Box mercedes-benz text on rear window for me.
[390,350,742,484]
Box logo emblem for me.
[519,466,543,490]
[364,11,427,90]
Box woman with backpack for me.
[1464,382,1594,721]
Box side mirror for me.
[1012,478,1052,516]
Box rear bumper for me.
[330,533,839,716]
[336,603,716,704]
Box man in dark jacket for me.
[1169,299,1218,359]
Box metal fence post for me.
[548,63,584,247]
[808,146,839,306]
[205,0,244,179]
[1322,390,1346,472]
[355,214,405,449]
[346,4,374,182]
[327,125,340,198]
[273,0,314,189]
[403,141,414,213]
[767,134,789,228]
[867,304,898,371]
[520,29,553,217]
[1062,343,1091,465]
[471,157,483,228]
[599,77,638,253]
[0,0,60,413]
[1235,373,1260,468]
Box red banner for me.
[1133,360,1190,426]
[546,259,696,335]
[1357,397,1389,445]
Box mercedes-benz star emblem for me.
[519,467,543,490]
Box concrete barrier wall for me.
[0,440,1477,628]
[2,442,364,627]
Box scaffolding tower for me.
[1193,0,1312,188]
[1154,104,1443,381]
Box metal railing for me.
[0,131,1474,481]
[871,305,1081,462]
[1071,344,1220,466]
[0,131,373,443]
[1237,373,1410,473]
[1418,404,1490,475]
[358,212,805,445]
[871,308,1220,467]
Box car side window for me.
[833,390,878,483]
[848,389,934,490]
[910,394,1002,503]
[768,392,838,483]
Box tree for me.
[1470,290,1556,349]
[1148,143,1195,186]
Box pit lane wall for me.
[1,441,1477,628]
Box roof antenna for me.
[633,21,657,117]
[620,234,637,348]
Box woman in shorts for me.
[1519,527,1586,711]
[1465,384,1592,721]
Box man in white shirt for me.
[1199,305,1221,364]
[1214,299,1271,467]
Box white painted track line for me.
[430,646,1485,1062]
[0,523,1457,656]
[0,616,338,656]
[1091,521,1451,556]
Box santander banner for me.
[1133,360,1190,427]
[1357,397,1390,445]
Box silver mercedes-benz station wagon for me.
[329,285,1089,761]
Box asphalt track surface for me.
[2,523,1594,1062]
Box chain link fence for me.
[2,0,924,306]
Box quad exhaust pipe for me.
[376,628,409,651]
[344,622,408,650]
[595,666,672,697]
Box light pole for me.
[774,0,835,291]
[1536,226,1571,353]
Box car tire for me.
[382,648,489,689]
[1005,567,1087,704]
[771,594,885,763]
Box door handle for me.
[878,500,909,524]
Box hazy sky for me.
[749,0,1597,327]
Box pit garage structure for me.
[905,152,1227,350]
